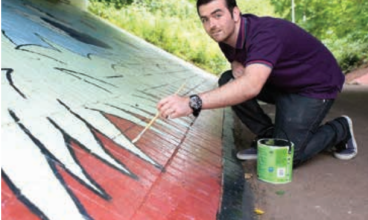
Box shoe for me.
[333,116,358,160]
[237,147,257,160]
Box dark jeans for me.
[219,70,346,167]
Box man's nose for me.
[209,18,216,29]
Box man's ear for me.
[232,6,241,22]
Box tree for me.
[270,0,368,41]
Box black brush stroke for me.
[56,99,139,180]
[8,109,112,200]
[2,68,27,99]
[46,118,112,200]
[87,104,164,171]
[23,1,56,20]
[105,75,124,79]
[2,28,61,53]
[7,109,93,220]
[47,161,93,220]
[14,33,62,52]
[40,17,111,49]
[83,79,113,94]
[2,30,17,45]
[53,68,112,94]
[106,103,156,118]
[131,94,158,105]
[2,171,50,220]
[3,27,61,53]
[18,48,67,64]
[54,67,117,87]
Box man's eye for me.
[201,18,208,23]
[215,13,222,18]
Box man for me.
[157,0,358,166]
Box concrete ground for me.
[234,81,368,220]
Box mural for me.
[1,0,227,219]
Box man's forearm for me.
[199,63,271,110]
[199,75,256,109]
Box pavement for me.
[345,66,368,85]
[233,76,368,220]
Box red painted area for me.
[1,111,223,220]
[35,113,221,220]
[1,178,40,220]
[130,111,224,220]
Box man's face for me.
[198,0,237,43]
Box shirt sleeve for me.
[245,29,283,69]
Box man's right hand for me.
[157,95,192,119]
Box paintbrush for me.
[131,82,186,144]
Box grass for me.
[89,0,227,74]
[88,0,275,75]
[323,37,368,73]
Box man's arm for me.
[157,63,271,119]
[200,63,271,109]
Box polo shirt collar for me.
[235,16,247,49]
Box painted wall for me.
[2,0,225,219]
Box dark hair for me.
[196,0,238,15]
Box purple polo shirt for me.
[219,14,344,99]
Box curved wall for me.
[1,0,231,219]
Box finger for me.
[157,95,173,110]
[168,111,177,119]
[163,107,176,119]
[168,108,176,119]
[162,104,173,116]
[169,109,177,119]
[157,98,168,110]
[158,105,170,119]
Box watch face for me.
[189,95,202,117]
[190,95,202,109]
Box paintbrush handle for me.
[132,112,159,143]
[132,82,186,143]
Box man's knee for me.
[218,70,233,87]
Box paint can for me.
[257,138,294,184]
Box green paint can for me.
[257,138,294,184]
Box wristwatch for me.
[189,94,202,117]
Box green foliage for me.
[323,36,368,73]
[88,0,273,75]
[92,0,133,9]
[237,0,275,16]
[270,0,368,40]
[270,0,368,72]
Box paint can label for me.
[257,138,294,184]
